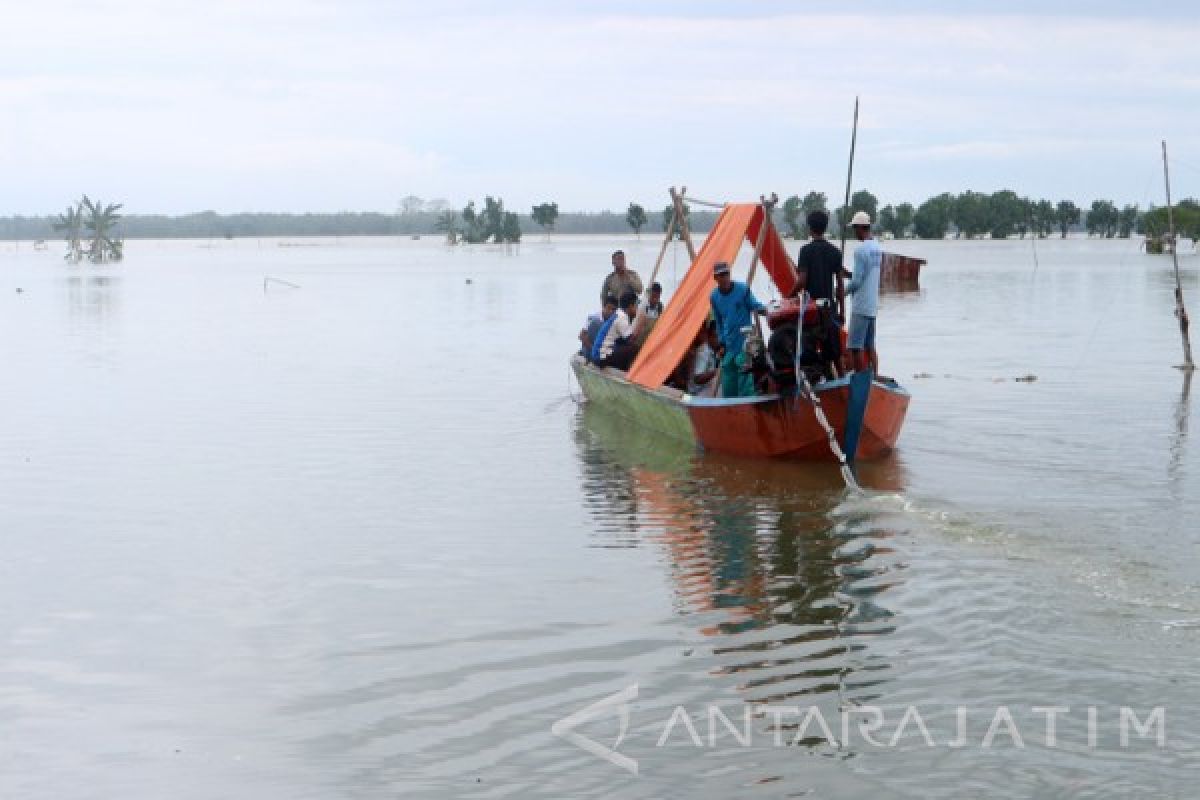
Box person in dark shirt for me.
[795,209,845,320]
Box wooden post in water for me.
[838,96,860,270]
[1162,140,1195,371]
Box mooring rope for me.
[792,292,860,491]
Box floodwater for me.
[0,234,1198,798]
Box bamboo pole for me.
[838,96,860,270]
[672,187,697,261]
[745,195,775,351]
[681,195,725,209]
[1162,140,1195,371]
[646,185,682,289]
[745,194,777,287]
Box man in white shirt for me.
[597,291,640,370]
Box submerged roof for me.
[627,203,797,389]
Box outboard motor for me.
[766,322,799,392]
[766,295,840,390]
[803,299,843,383]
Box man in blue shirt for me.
[845,210,882,375]
[709,260,766,398]
[579,294,617,357]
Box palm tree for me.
[81,195,124,263]
[53,203,85,263]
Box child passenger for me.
[688,320,720,397]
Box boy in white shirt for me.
[631,282,664,346]
[597,291,640,370]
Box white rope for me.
[793,291,859,491]
[672,239,678,291]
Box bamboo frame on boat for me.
[671,187,697,262]
[745,194,777,287]
[647,185,684,289]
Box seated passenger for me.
[688,320,720,397]
[593,291,640,370]
[631,282,664,346]
[580,294,618,357]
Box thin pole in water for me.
[1028,204,1039,275]
[1162,140,1195,371]
[839,96,860,269]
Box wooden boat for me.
[572,200,910,462]
[572,355,909,460]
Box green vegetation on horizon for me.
[7,190,1196,243]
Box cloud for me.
[2,3,1199,211]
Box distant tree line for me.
[2,191,1191,242]
[776,190,1166,241]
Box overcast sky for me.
[3,0,1199,214]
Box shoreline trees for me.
[531,202,558,237]
[10,191,1192,242]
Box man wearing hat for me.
[845,210,883,375]
[709,260,766,398]
[599,250,643,307]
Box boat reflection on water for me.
[573,404,912,726]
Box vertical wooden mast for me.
[838,96,860,269]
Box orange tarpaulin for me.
[627,203,797,389]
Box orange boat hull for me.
[571,356,909,462]
[685,379,910,460]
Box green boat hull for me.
[570,355,695,444]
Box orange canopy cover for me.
[627,203,797,389]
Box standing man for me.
[600,250,643,307]
[795,209,845,319]
[710,261,766,398]
[845,211,882,375]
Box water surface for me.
[0,235,1197,798]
